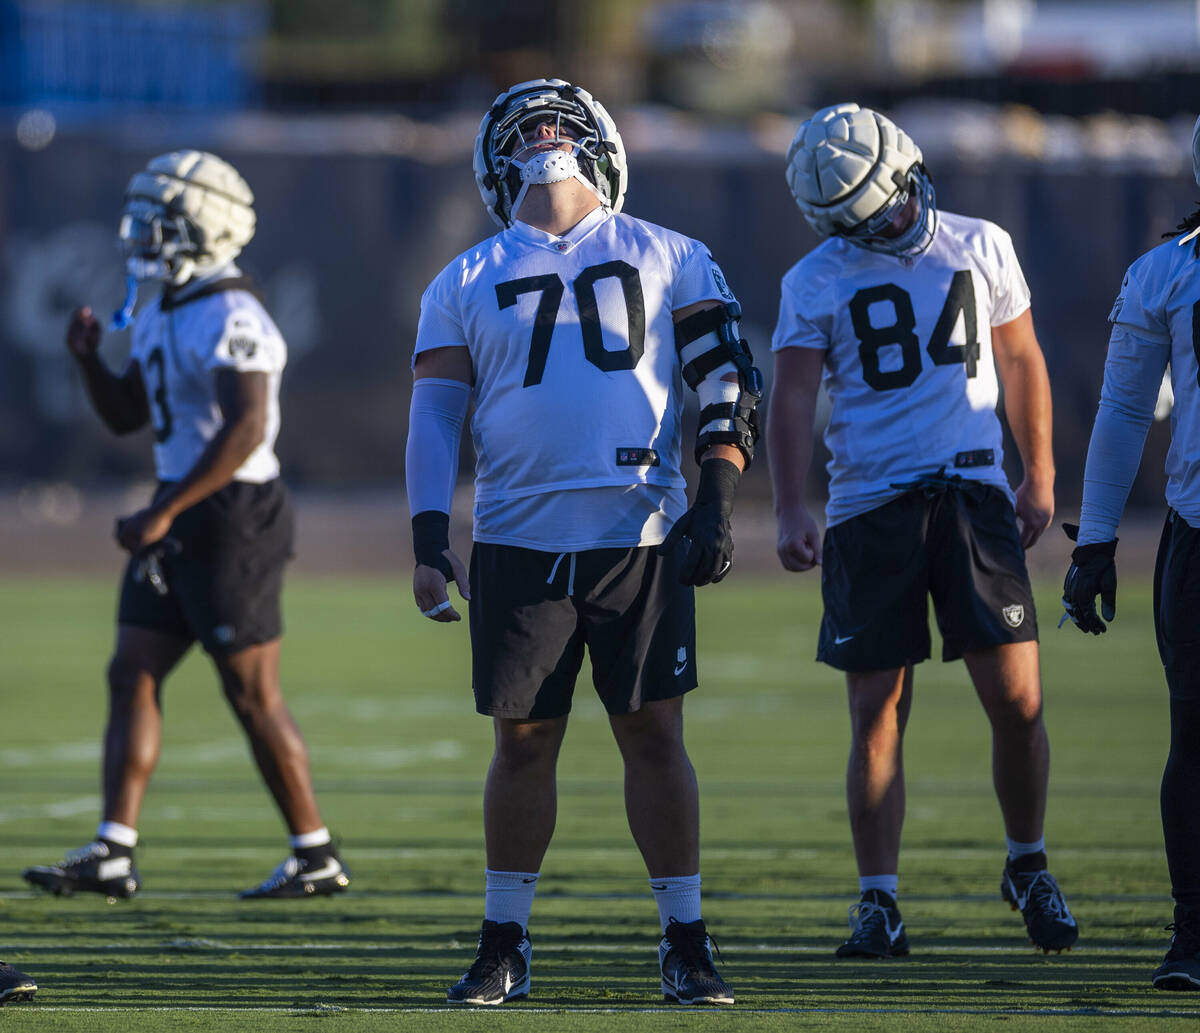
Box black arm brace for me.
[674,301,763,467]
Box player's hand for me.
[776,506,823,571]
[660,503,734,587]
[115,507,174,553]
[413,548,469,622]
[1060,522,1117,634]
[66,307,102,359]
[1014,474,1054,549]
[658,457,740,587]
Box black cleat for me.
[1001,852,1078,953]
[447,920,532,1005]
[1153,905,1200,991]
[659,917,734,1005]
[0,963,36,1006]
[836,889,909,958]
[23,841,140,900]
[238,851,350,899]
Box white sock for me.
[289,827,332,850]
[97,821,138,849]
[484,869,539,929]
[859,875,898,900]
[1006,837,1046,862]
[650,874,702,931]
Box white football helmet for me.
[118,150,255,286]
[786,103,937,259]
[473,78,627,228]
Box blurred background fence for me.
[2,0,1198,511]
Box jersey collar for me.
[508,206,611,255]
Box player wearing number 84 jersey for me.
[774,209,1024,525]
[767,103,1076,959]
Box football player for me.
[768,104,1077,957]
[1061,115,1200,990]
[0,963,36,1006]
[407,78,760,1005]
[24,151,348,901]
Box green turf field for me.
[1,574,1196,1031]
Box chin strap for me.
[509,148,608,223]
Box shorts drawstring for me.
[546,551,577,595]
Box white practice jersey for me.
[130,270,286,484]
[772,211,1030,526]
[1080,234,1200,534]
[415,206,734,550]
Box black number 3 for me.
[145,346,173,443]
[496,261,646,387]
[848,270,980,392]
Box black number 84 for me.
[849,270,979,392]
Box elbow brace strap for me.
[674,302,763,466]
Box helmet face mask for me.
[474,79,627,228]
[786,103,938,260]
[118,203,200,284]
[838,164,937,258]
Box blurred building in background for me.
[1,0,1197,511]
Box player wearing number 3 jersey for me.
[767,104,1076,958]
[24,151,348,903]
[407,79,757,1005]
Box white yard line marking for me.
[0,940,1164,956]
[21,1005,1200,1017]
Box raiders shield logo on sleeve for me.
[1002,605,1024,628]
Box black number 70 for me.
[496,261,646,387]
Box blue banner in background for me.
[0,0,264,110]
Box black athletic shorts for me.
[817,480,1038,672]
[117,479,294,655]
[468,542,698,719]
[1154,509,1200,701]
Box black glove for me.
[134,537,181,597]
[1060,522,1117,635]
[411,510,455,581]
[658,458,740,586]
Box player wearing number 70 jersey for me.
[767,103,1077,959]
[25,151,349,903]
[408,79,759,1006]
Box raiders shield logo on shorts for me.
[1002,605,1025,628]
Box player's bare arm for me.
[409,345,471,622]
[767,347,824,571]
[115,369,269,553]
[992,308,1055,548]
[67,306,150,434]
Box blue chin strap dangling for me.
[110,274,139,330]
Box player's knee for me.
[847,693,902,742]
[106,656,155,706]
[989,689,1043,730]
[221,673,272,720]
[494,723,561,770]
[613,709,687,766]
